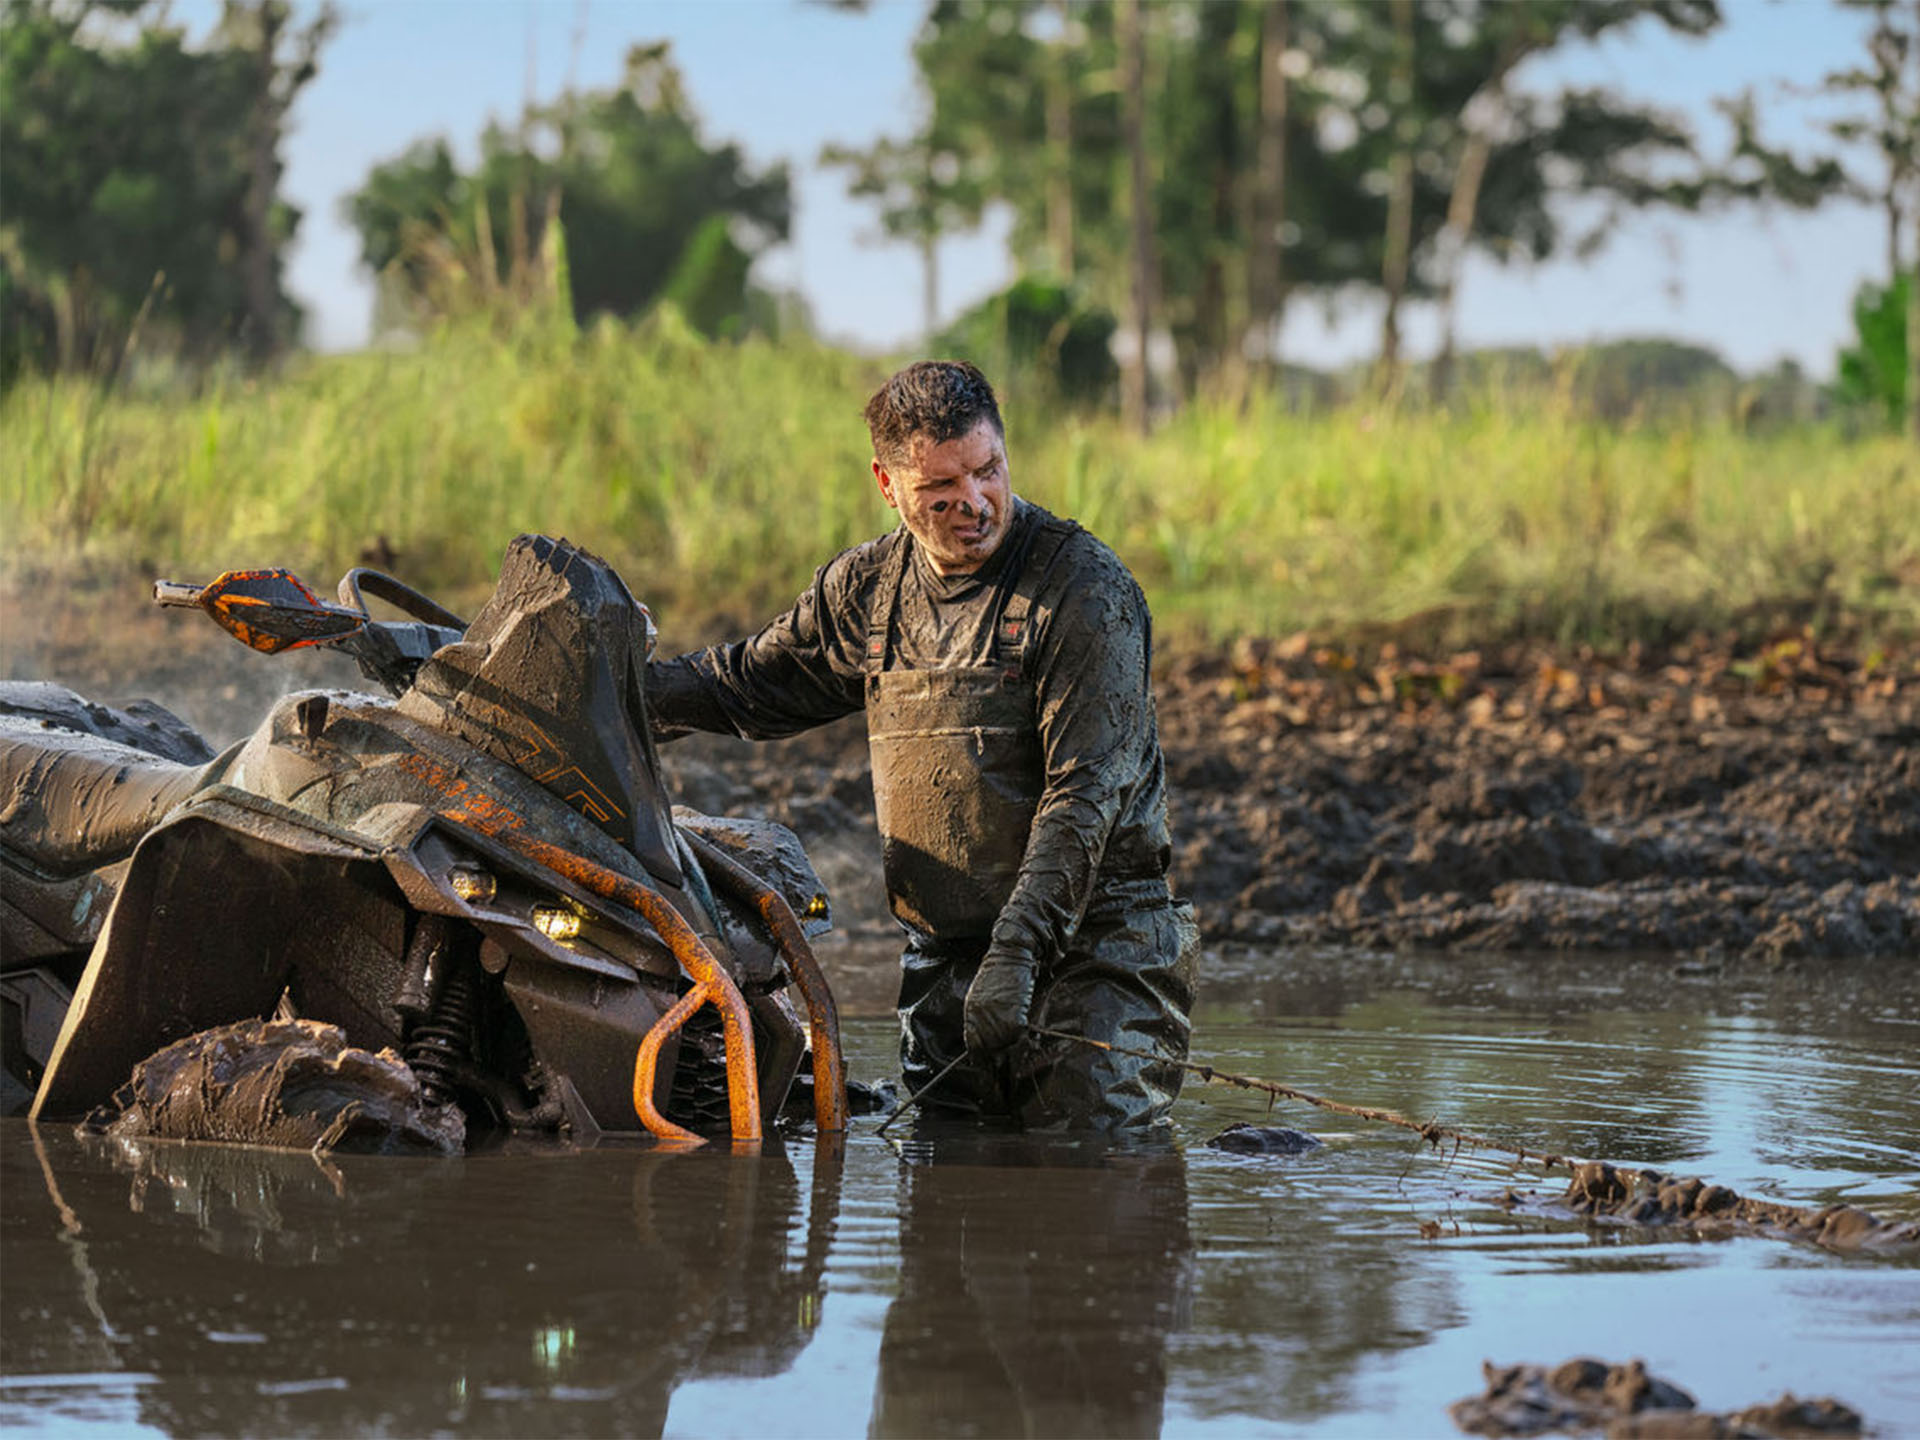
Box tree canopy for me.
[826,0,1870,400]
[344,43,791,339]
[0,0,329,379]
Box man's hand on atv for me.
[963,949,1038,1055]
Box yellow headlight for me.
[532,904,583,942]
[449,867,497,904]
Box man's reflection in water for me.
[870,1124,1192,1439]
[5,1127,841,1438]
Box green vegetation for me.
[6,320,1913,648]
[344,44,791,341]
[1,0,333,378]
[1839,271,1913,430]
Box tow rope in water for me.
[1030,1024,1573,1170]
[1025,1025,1920,1250]
[876,1052,968,1136]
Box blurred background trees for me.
[343,43,791,340]
[2,0,1914,436]
[1,0,332,379]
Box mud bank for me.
[669,632,1920,960]
[6,588,1915,958]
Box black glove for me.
[963,950,1038,1056]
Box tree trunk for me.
[1377,0,1416,382]
[242,2,287,363]
[1888,189,1905,282]
[1431,88,1501,401]
[1045,0,1075,280]
[1910,0,1919,444]
[1247,0,1289,385]
[1120,0,1156,433]
[1908,202,1919,444]
[920,229,941,345]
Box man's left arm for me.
[964,545,1156,1054]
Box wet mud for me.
[1449,1357,1862,1438]
[6,582,1916,958]
[1204,1122,1323,1155]
[84,1018,466,1155]
[667,632,1919,959]
[1492,1160,1920,1251]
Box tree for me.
[1815,0,1920,280]
[867,1,1744,402]
[1806,0,1920,439]
[345,43,791,337]
[1361,0,1725,387]
[0,0,327,378]
[1245,0,1291,384]
[219,0,337,361]
[821,130,978,342]
[1837,271,1911,429]
[1118,0,1156,431]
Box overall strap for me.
[991,517,1081,677]
[864,529,912,677]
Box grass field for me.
[4,314,1916,648]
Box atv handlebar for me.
[153,566,466,697]
[152,580,206,608]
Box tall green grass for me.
[4,314,1915,647]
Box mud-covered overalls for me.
[862,514,1197,1129]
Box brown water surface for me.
[3,949,1916,1436]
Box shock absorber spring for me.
[406,954,478,1106]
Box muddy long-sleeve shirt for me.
[647,499,1174,971]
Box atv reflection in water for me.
[0,535,848,1147]
[5,1124,848,1436]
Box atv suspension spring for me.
[406,956,479,1106]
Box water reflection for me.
[5,951,1917,1438]
[871,1126,1191,1438]
[2,1126,840,1436]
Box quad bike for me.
[0,534,847,1147]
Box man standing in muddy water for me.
[647,360,1198,1129]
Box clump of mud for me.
[85,1018,465,1155]
[1450,1356,1862,1437]
[1205,1122,1323,1155]
[1497,1161,1920,1252]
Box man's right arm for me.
[646,547,873,741]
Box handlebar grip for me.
[153,580,206,608]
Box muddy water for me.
[4,950,1917,1438]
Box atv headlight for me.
[531,904,583,942]
[449,866,497,904]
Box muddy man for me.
[647,361,1197,1128]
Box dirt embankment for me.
[670,632,1920,960]
[1155,634,1919,958]
[6,576,1916,959]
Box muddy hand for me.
[963,950,1037,1055]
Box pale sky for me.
[246,0,1892,377]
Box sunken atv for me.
[0,535,846,1148]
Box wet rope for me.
[876,1053,969,1136]
[1026,1025,1920,1249]
[1028,1025,1574,1170]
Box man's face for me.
[872,419,1014,576]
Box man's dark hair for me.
[863,360,1004,470]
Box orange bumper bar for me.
[401,754,761,1145]
[684,833,848,1134]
